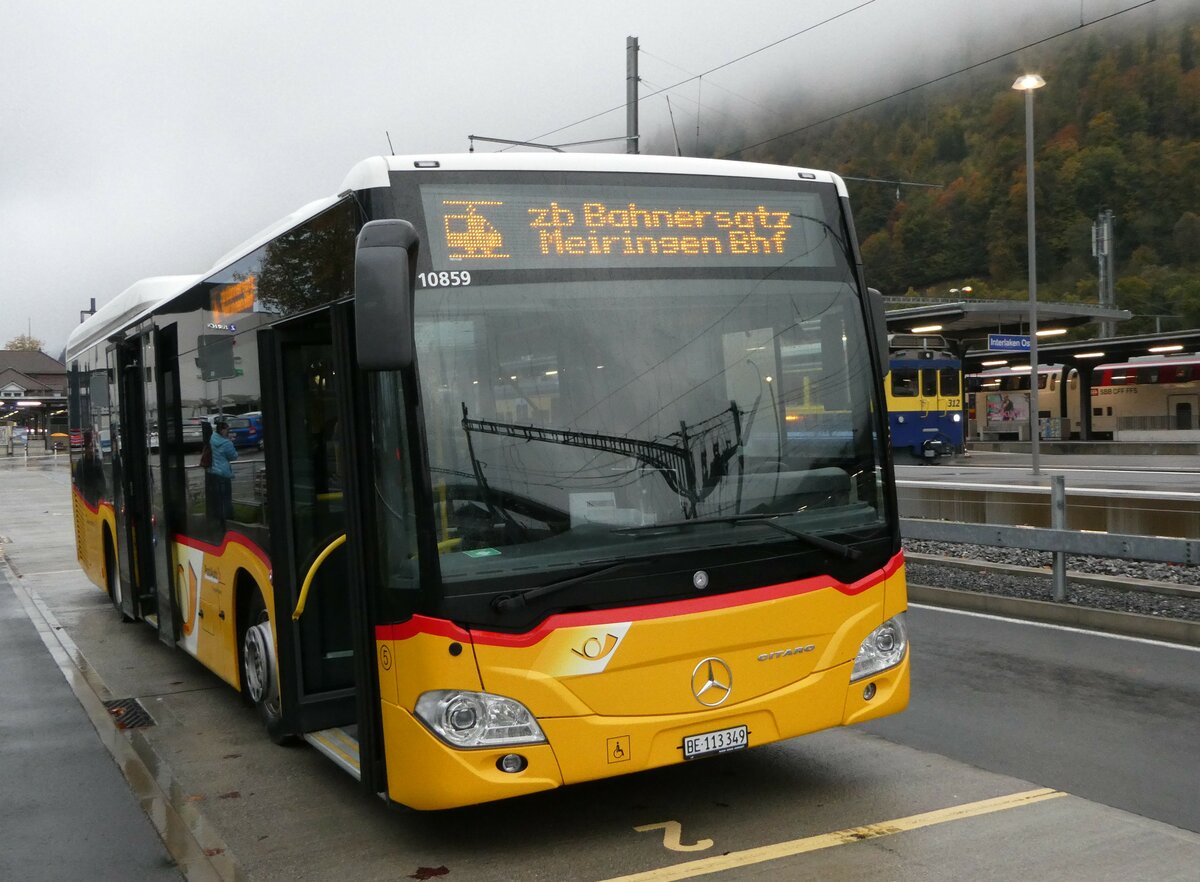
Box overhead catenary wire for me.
[514,0,879,147]
[516,0,1163,159]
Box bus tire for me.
[241,591,292,744]
[104,532,132,623]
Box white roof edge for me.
[829,172,850,199]
[338,152,843,190]
[205,195,343,275]
[66,274,206,360]
[340,156,392,192]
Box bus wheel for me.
[104,535,132,622]
[241,595,290,743]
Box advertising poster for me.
[985,392,1029,425]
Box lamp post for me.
[1013,73,1045,476]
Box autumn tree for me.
[5,334,44,352]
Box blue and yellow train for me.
[885,334,964,460]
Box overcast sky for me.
[1,0,1184,358]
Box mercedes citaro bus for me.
[66,153,909,810]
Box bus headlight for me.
[415,690,546,748]
[850,614,908,682]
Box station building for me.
[0,350,68,450]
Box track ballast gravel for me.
[903,539,1200,623]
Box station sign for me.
[987,333,1031,352]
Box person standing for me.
[207,420,239,533]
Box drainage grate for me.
[102,697,156,730]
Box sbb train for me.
[968,353,1200,440]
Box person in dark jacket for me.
[207,421,239,534]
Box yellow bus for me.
[66,153,909,810]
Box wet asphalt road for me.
[4,456,1199,879]
[863,604,1200,833]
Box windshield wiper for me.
[491,560,645,614]
[615,514,860,560]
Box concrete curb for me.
[909,583,1200,646]
[6,562,242,882]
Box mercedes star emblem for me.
[690,657,733,707]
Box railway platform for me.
[0,564,187,881]
[968,439,1200,456]
[0,457,225,881]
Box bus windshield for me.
[374,173,886,603]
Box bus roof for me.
[66,274,205,361]
[68,154,852,361]
[198,154,851,317]
[340,153,849,198]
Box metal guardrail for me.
[896,478,1200,502]
[899,474,1200,601]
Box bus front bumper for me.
[378,654,909,811]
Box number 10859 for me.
[417,271,472,288]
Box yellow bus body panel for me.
[170,534,273,690]
[72,490,115,593]
[376,556,908,809]
[74,483,271,693]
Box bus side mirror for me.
[867,287,888,377]
[354,220,421,371]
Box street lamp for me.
[1013,73,1046,475]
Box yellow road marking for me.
[604,788,1066,882]
[635,821,714,852]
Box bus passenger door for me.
[260,303,382,792]
[151,325,187,645]
[109,336,157,621]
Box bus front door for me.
[109,335,157,622]
[260,303,381,792]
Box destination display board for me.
[419,183,837,272]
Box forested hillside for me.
[717,13,1200,334]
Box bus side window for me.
[891,369,918,397]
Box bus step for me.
[304,727,361,780]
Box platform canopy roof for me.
[881,298,1200,367]
[963,329,1200,370]
[883,298,1132,341]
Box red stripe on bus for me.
[172,531,272,571]
[72,485,109,515]
[375,551,904,647]
[378,615,474,642]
